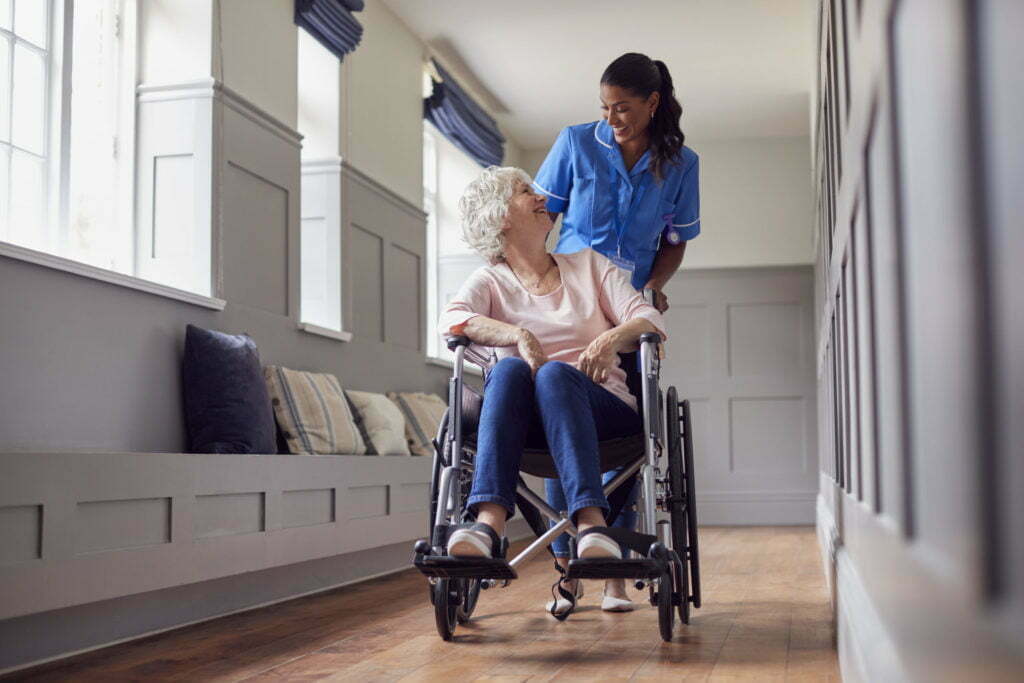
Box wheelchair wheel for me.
[433,578,458,641]
[657,570,675,642]
[665,387,692,623]
[681,398,702,608]
[456,578,481,623]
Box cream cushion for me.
[263,366,366,455]
[345,390,411,455]
[388,392,447,457]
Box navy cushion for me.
[183,324,277,454]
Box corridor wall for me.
[812,0,1023,680]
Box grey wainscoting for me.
[660,266,818,525]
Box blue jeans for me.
[546,469,640,558]
[465,358,641,528]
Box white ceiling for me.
[383,0,817,151]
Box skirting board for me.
[0,519,533,675]
[697,491,816,525]
[817,495,906,683]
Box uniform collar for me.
[595,120,651,182]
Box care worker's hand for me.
[651,289,669,313]
[577,333,619,385]
[517,328,548,376]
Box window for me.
[1,0,138,278]
[423,118,487,361]
[297,27,344,335]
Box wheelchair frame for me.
[415,333,701,642]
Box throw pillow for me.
[263,366,366,455]
[182,324,277,454]
[388,391,447,457]
[345,390,411,455]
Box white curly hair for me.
[458,166,533,263]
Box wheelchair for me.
[413,330,701,642]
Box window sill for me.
[0,241,226,311]
[426,355,484,377]
[297,322,354,343]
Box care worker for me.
[534,52,700,615]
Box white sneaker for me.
[447,523,501,558]
[546,580,584,615]
[601,593,636,612]
[577,529,623,559]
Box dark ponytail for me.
[601,53,685,181]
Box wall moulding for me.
[137,78,304,149]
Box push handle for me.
[445,335,471,351]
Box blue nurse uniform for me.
[533,119,700,290]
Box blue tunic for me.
[533,119,700,290]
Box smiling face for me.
[600,84,660,146]
[501,180,553,242]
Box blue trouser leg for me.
[465,357,538,517]
[536,362,641,557]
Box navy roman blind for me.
[424,59,505,168]
[295,0,364,60]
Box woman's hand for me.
[577,332,619,384]
[517,328,548,375]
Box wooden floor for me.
[10,527,839,682]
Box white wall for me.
[690,136,813,269]
[298,30,341,160]
[138,0,212,84]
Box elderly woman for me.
[438,166,668,614]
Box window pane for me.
[0,34,10,142]
[0,0,11,31]
[0,146,9,237]
[8,149,44,249]
[13,0,46,48]
[66,0,122,271]
[12,42,45,154]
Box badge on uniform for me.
[661,213,682,245]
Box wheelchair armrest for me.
[445,335,471,351]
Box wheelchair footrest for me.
[566,557,665,580]
[414,554,518,580]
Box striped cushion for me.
[345,390,410,455]
[263,366,366,455]
[388,392,447,457]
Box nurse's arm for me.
[643,241,688,311]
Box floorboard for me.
[5,527,840,682]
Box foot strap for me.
[549,561,577,621]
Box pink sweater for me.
[438,249,668,411]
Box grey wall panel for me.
[730,397,807,474]
[394,482,429,514]
[385,244,421,350]
[349,225,384,341]
[75,498,171,554]
[661,266,817,524]
[728,302,803,377]
[221,163,289,316]
[194,493,265,539]
[0,505,42,565]
[346,484,388,520]
[281,488,334,529]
